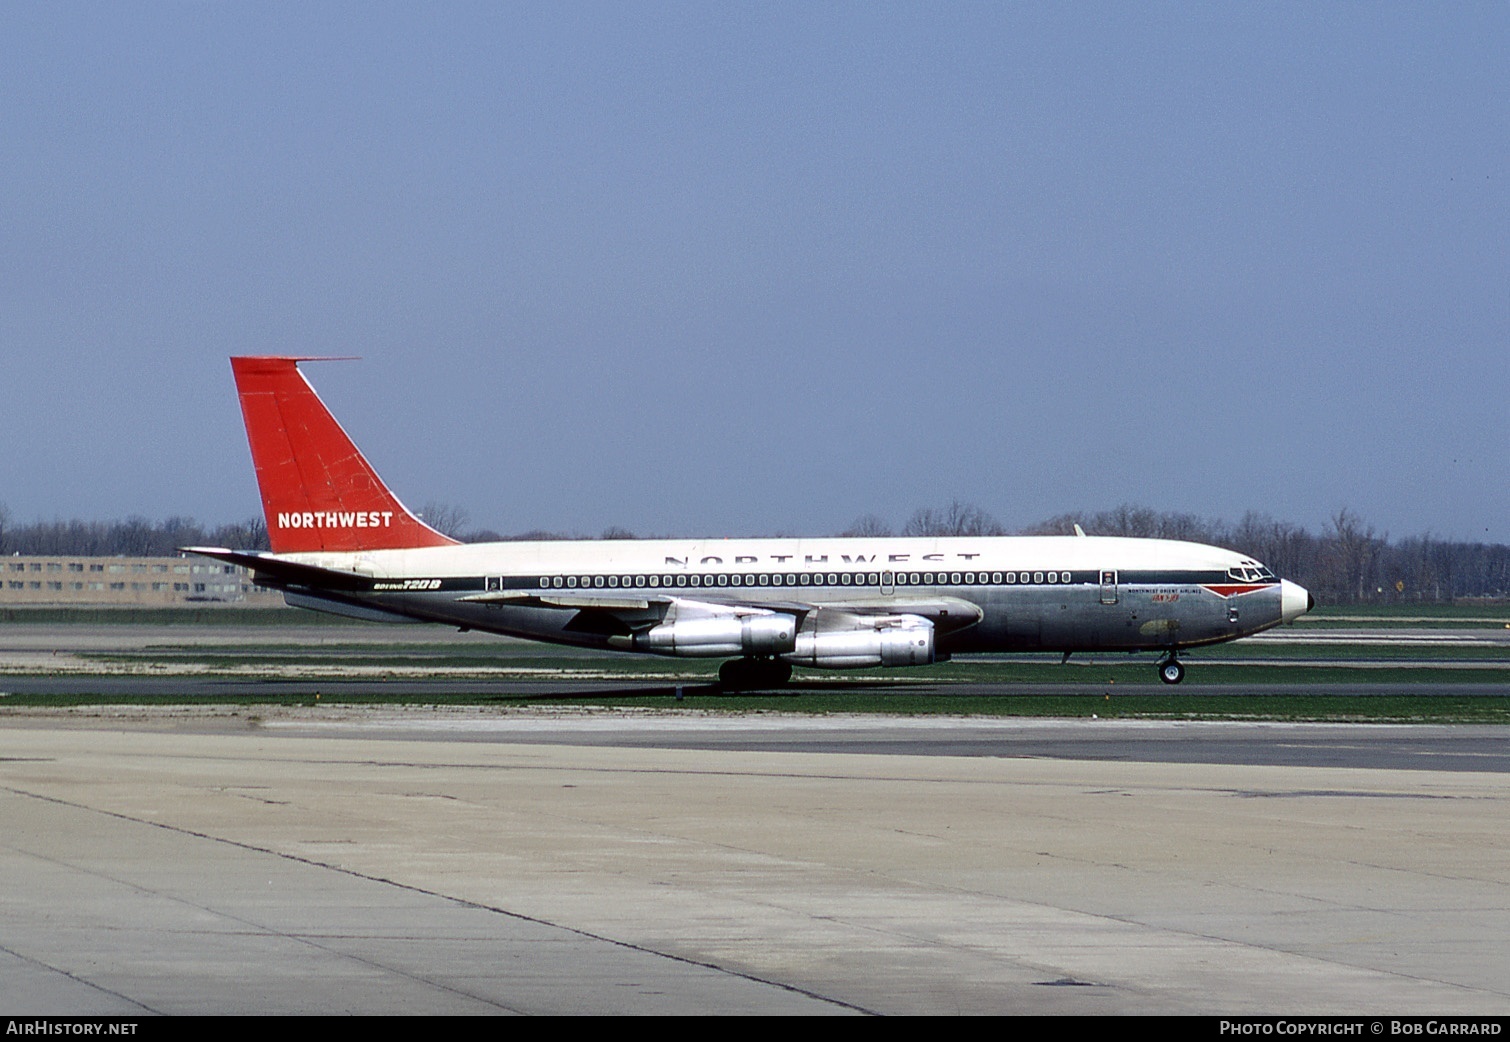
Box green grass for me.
[1184,642,1510,662]
[60,648,1510,687]
[31,624,1510,687]
[509,691,1510,722]
[5,688,1510,723]
[1299,604,1510,628]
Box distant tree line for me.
[2,501,1505,604]
[0,506,268,558]
[987,503,1507,605]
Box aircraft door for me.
[1099,570,1118,605]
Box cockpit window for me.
[1228,563,1276,583]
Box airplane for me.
[185,356,1313,688]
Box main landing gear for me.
[1157,655,1185,685]
[718,657,793,691]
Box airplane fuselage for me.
[264,534,1305,658]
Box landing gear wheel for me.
[718,658,793,691]
[1158,657,1185,685]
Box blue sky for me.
[3,3,1506,542]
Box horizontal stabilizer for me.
[178,546,371,592]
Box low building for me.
[0,555,282,607]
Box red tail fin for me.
[231,357,458,553]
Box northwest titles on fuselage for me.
[665,551,985,565]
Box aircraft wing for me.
[464,589,981,634]
[462,589,677,611]
[460,589,807,635]
[793,596,982,632]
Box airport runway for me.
[3,620,1508,1014]
[5,693,1508,772]
[3,708,1509,1015]
[275,708,1510,773]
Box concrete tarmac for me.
[2,712,1508,1015]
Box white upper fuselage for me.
[283,534,1250,580]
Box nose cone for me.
[1280,579,1313,624]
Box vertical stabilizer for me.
[230,357,459,553]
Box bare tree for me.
[209,517,269,550]
[505,529,572,541]
[902,501,1005,537]
[1018,512,1085,536]
[417,502,471,540]
[1231,512,1312,582]
[1323,508,1386,603]
[840,514,893,537]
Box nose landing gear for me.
[1157,655,1185,685]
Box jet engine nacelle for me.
[783,617,935,669]
[637,614,797,658]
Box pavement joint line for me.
[0,935,160,1016]
[1,782,878,1016]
